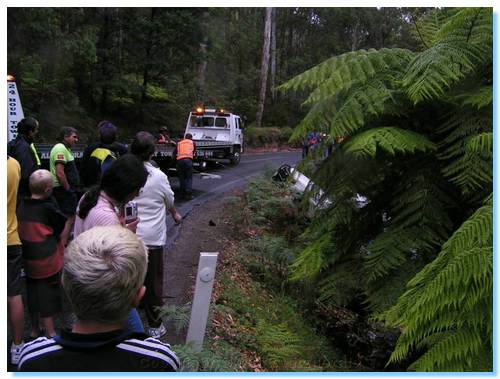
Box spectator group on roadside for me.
[7,117,183,372]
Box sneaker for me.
[146,323,167,339]
[10,342,25,365]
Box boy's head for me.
[63,226,148,325]
[29,169,53,198]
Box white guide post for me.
[186,252,219,352]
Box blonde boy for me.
[17,169,67,339]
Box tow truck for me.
[152,106,244,169]
[8,74,244,171]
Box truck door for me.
[235,117,243,146]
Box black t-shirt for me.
[7,135,40,196]
[18,329,180,372]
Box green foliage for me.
[255,321,304,370]
[157,304,191,335]
[217,270,346,371]
[404,8,492,104]
[240,235,296,289]
[385,200,492,371]
[245,126,294,147]
[343,127,436,158]
[281,6,492,371]
[174,341,244,372]
[238,174,301,234]
[278,48,415,142]
[437,108,492,195]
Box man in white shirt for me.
[130,132,182,338]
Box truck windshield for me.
[190,115,228,128]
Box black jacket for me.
[80,141,128,187]
[18,329,180,372]
[7,135,39,196]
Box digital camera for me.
[124,201,138,223]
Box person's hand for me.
[125,217,140,233]
[173,211,182,225]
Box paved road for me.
[165,151,302,245]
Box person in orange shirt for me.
[176,133,196,200]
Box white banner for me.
[7,79,24,142]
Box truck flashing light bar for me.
[193,106,228,116]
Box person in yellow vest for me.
[176,133,196,200]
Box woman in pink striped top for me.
[73,154,148,334]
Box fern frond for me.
[433,8,492,45]
[301,49,413,107]
[256,321,302,370]
[403,40,490,103]
[466,132,492,158]
[458,85,492,109]
[363,263,423,314]
[317,259,363,306]
[158,304,191,334]
[436,108,492,194]
[289,234,331,281]
[278,48,413,94]
[386,199,492,370]
[363,230,414,282]
[289,98,337,142]
[410,8,459,49]
[408,328,486,371]
[343,127,436,158]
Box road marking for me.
[200,173,222,179]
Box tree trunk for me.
[270,8,277,102]
[196,11,210,104]
[255,7,272,128]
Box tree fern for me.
[403,41,489,103]
[459,85,493,109]
[437,107,492,195]
[385,200,492,371]
[410,8,459,49]
[289,233,330,281]
[433,8,492,45]
[281,48,414,142]
[280,6,492,371]
[466,132,492,157]
[343,127,436,158]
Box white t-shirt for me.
[135,161,175,247]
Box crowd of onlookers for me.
[7,117,186,371]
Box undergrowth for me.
[208,172,353,371]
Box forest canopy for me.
[8,7,418,141]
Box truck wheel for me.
[230,150,241,165]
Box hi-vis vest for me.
[90,147,117,175]
[176,139,194,160]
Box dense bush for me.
[245,126,296,147]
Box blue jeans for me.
[124,308,144,334]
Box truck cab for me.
[185,107,244,165]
